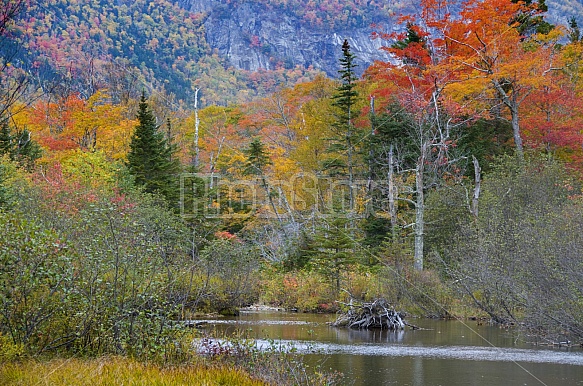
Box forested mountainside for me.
[13,0,583,106]
[17,0,323,106]
[13,0,399,106]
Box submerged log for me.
[332,299,407,330]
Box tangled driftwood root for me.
[332,299,414,330]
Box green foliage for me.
[569,16,581,43]
[458,118,514,176]
[259,268,335,311]
[424,185,472,262]
[244,138,272,176]
[0,121,42,170]
[196,237,261,312]
[324,40,362,178]
[127,93,180,205]
[368,106,419,176]
[305,216,360,294]
[361,215,391,252]
[0,178,192,357]
[0,334,24,363]
[60,149,121,188]
[0,159,13,209]
[0,214,78,355]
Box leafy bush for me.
[195,236,262,312]
[0,177,193,357]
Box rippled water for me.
[192,311,583,385]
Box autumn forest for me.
[1,0,583,382]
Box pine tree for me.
[244,137,283,223]
[244,138,271,176]
[0,120,42,170]
[0,121,12,156]
[306,216,359,295]
[511,0,553,36]
[325,39,361,212]
[127,93,180,203]
[569,17,581,43]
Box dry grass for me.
[0,357,266,386]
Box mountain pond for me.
[191,310,583,385]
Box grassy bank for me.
[0,357,266,386]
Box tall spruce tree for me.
[127,93,179,204]
[306,216,359,295]
[244,137,284,224]
[325,39,361,212]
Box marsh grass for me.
[0,330,342,386]
[0,357,267,386]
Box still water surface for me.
[194,311,583,385]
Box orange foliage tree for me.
[15,91,136,160]
[430,0,562,158]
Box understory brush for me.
[259,263,472,319]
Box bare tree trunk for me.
[261,176,284,227]
[387,144,397,240]
[366,96,376,216]
[193,88,200,169]
[208,136,224,190]
[347,124,355,213]
[509,102,523,157]
[492,80,524,158]
[414,160,424,271]
[471,155,481,218]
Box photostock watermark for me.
[180,172,384,220]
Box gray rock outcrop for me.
[178,0,393,76]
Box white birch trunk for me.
[471,155,481,218]
[414,161,424,271]
[193,88,200,168]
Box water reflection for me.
[329,327,406,344]
[193,311,583,385]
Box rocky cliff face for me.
[177,0,580,78]
[178,0,392,76]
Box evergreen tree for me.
[569,16,581,43]
[306,216,359,295]
[127,93,180,204]
[244,138,272,176]
[244,137,283,224]
[391,23,428,67]
[511,0,553,36]
[325,39,362,212]
[0,120,42,170]
[0,122,12,156]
